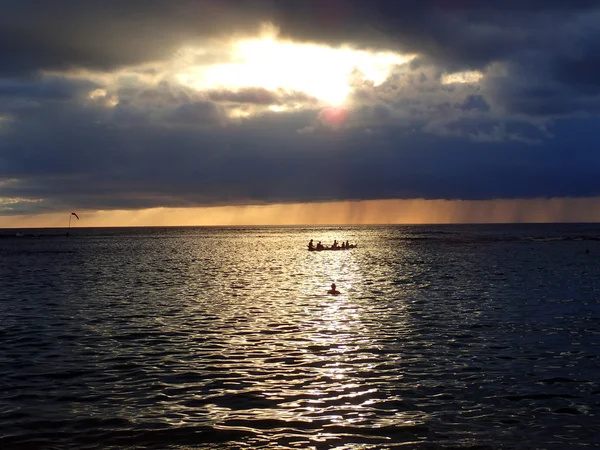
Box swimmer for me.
[327,283,340,295]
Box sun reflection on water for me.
[82,228,424,444]
[6,227,597,448]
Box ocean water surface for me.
[1,224,600,449]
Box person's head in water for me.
[328,282,340,295]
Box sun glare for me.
[177,27,411,107]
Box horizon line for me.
[3,220,600,231]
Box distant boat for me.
[308,244,358,252]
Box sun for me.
[176,25,413,107]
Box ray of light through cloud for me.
[441,71,484,85]
[175,24,413,108]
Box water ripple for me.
[1,225,600,448]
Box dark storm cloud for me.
[272,0,597,69]
[0,0,272,75]
[207,88,317,106]
[169,101,226,125]
[0,77,98,100]
[208,88,280,105]
[2,94,600,215]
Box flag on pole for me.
[71,212,79,220]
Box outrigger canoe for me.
[308,244,357,251]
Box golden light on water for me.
[186,234,401,431]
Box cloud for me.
[3,1,600,122]
[207,87,317,106]
[168,101,226,126]
[276,2,600,121]
[0,0,272,76]
[1,81,600,216]
[0,76,98,100]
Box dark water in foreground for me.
[1,224,600,449]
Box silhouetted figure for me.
[317,241,324,250]
[332,240,338,249]
[341,241,346,249]
[308,239,314,250]
[345,240,350,248]
[328,283,340,295]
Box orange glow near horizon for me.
[2,197,600,229]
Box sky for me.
[2,0,600,227]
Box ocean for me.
[1,224,599,449]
